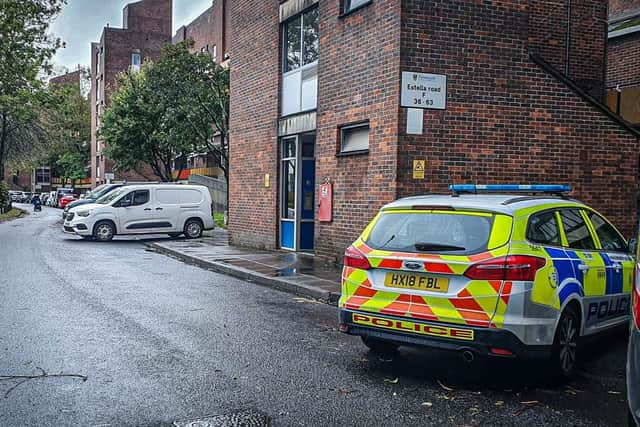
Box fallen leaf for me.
[339,389,355,395]
[608,391,621,395]
[520,400,539,405]
[384,378,399,384]
[437,380,454,391]
[421,402,433,407]
[495,401,504,406]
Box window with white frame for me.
[281,7,318,116]
[131,52,141,71]
[340,122,370,153]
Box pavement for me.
[0,204,632,427]
[146,230,342,305]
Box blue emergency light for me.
[449,184,571,194]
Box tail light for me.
[343,246,371,270]
[633,268,640,330]
[464,255,546,281]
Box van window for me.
[156,189,181,205]
[180,189,203,204]
[132,190,149,206]
[366,211,494,255]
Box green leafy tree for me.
[40,73,91,187]
[100,41,229,183]
[0,0,65,181]
[144,41,230,184]
[100,64,192,182]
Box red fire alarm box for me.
[318,183,332,222]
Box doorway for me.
[280,133,316,251]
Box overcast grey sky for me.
[50,0,212,71]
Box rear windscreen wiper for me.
[414,242,466,252]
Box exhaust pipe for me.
[462,350,475,363]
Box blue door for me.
[280,133,315,251]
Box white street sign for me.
[401,72,447,110]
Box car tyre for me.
[550,305,580,380]
[168,232,182,238]
[630,408,638,427]
[361,336,398,354]
[184,219,203,239]
[93,221,115,242]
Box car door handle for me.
[612,262,622,272]
[577,263,590,272]
[144,208,152,211]
[155,207,163,211]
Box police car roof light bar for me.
[449,184,572,196]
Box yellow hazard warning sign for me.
[413,160,425,179]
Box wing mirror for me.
[629,237,637,257]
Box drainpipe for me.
[565,0,572,76]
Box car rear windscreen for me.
[366,211,496,254]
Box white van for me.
[63,184,215,241]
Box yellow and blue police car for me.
[338,185,633,378]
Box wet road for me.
[0,205,630,426]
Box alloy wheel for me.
[558,313,578,375]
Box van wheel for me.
[184,219,203,239]
[551,305,580,380]
[93,221,115,242]
[361,336,398,354]
[168,232,182,238]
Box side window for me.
[119,192,134,207]
[559,209,596,250]
[586,211,627,252]
[132,190,149,206]
[526,210,561,246]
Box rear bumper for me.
[339,309,552,360]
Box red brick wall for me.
[528,0,607,99]
[399,0,638,237]
[228,0,280,249]
[314,0,402,260]
[607,31,640,88]
[172,0,229,63]
[90,0,172,187]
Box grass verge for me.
[214,212,227,229]
[0,208,25,223]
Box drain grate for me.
[173,410,271,427]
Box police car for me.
[338,185,633,378]
[629,227,640,426]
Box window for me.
[132,190,149,206]
[527,211,561,246]
[281,7,318,116]
[340,122,369,153]
[559,209,596,250]
[587,211,627,252]
[344,0,370,14]
[366,212,494,255]
[131,52,141,71]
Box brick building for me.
[606,0,640,126]
[229,0,640,261]
[90,0,172,187]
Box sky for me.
[50,0,212,72]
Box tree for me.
[145,41,230,184]
[100,65,192,182]
[40,73,91,188]
[0,0,65,181]
[99,41,230,183]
